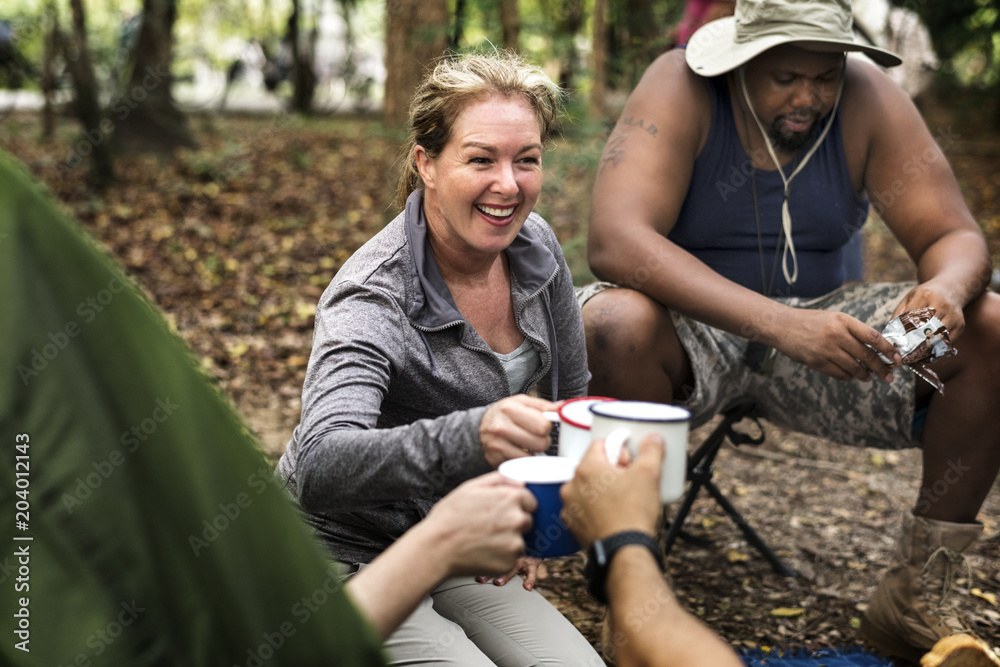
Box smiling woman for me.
[276,51,601,665]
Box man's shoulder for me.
[840,57,912,127]
[623,49,713,138]
[639,49,710,98]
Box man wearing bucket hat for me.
[579,0,1000,661]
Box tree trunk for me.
[65,0,114,186]
[499,0,520,52]
[289,0,317,114]
[451,0,466,50]
[41,0,62,141]
[995,86,1000,131]
[553,0,584,91]
[589,0,607,119]
[114,0,194,152]
[382,0,449,128]
[623,0,661,87]
[336,0,358,97]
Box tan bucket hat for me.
[686,0,902,77]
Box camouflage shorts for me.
[576,281,920,450]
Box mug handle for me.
[603,427,631,464]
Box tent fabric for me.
[740,646,896,666]
[0,149,386,666]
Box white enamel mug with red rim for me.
[554,396,616,462]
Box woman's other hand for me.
[476,556,542,591]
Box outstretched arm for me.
[561,436,743,667]
[345,472,535,638]
[604,545,742,667]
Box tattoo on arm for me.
[618,116,659,137]
[598,117,659,174]
[599,130,627,173]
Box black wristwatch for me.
[585,531,664,605]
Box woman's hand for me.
[479,395,558,468]
[422,472,536,579]
[476,556,542,591]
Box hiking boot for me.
[860,512,983,663]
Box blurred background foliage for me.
[919,0,1000,88]
[1,0,998,454]
[1,0,994,126]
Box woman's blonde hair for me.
[393,50,564,211]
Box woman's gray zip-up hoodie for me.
[277,191,590,564]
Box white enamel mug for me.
[588,401,692,504]
[553,396,617,462]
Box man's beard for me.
[767,113,818,153]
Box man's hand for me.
[479,395,558,468]
[560,434,664,550]
[892,282,966,343]
[771,307,901,382]
[423,472,536,578]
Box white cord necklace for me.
[737,63,846,287]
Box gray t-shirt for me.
[494,339,542,394]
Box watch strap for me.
[585,531,663,604]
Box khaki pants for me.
[374,573,603,666]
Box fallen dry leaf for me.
[770,607,806,618]
[972,588,998,606]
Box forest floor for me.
[3,85,999,662]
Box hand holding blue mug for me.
[498,456,581,559]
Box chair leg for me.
[662,418,729,555]
[662,470,711,554]
[661,401,797,577]
[702,479,797,577]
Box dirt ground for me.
[540,420,1000,661]
[3,86,999,662]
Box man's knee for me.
[582,288,669,361]
[963,291,1000,372]
[967,290,1000,334]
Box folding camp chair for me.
[661,397,797,577]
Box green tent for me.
[0,150,386,667]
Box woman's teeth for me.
[478,205,515,217]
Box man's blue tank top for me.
[668,76,869,297]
